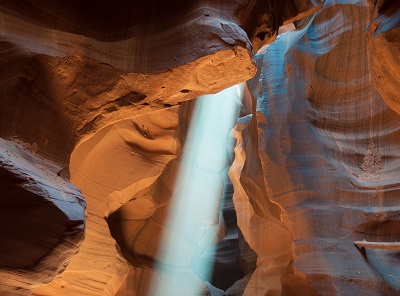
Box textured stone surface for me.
[1,0,400,295]
[0,1,257,292]
[0,0,257,164]
[236,0,400,295]
[0,139,85,296]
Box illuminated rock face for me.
[0,0,257,163]
[0,0,258,294]
[1,0,400,295]
[233,0,400,295]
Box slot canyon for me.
[1,0,400,295]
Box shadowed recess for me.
[0,167,67,269]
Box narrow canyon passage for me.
[1,0,400,295]
[249,0,400,294]
[147,84,244,296]
[63,85,251,296]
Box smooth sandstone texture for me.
[0,0,258,294]
[235,0,400,295]
[1,0,399,295]
[0,139,85,296]
[51,108,182,296]
[0,1,257,164]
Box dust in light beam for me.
[148,83,245,296]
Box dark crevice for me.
[256,31,268,41]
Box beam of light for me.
[148,83,245,296]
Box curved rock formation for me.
[0,0,258,293]
[0,0,256,164]
[0,139,85,296]
[237,0,400,294]
[1,0,400,295]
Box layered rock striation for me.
[0,139,85,296]
[1,0,400,295]
[234,0,400,294]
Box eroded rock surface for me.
[0,139,85,296]
[0,0,257,164]
[236,0,400,294]
[1,0,400,295]
[1,0,258,293]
